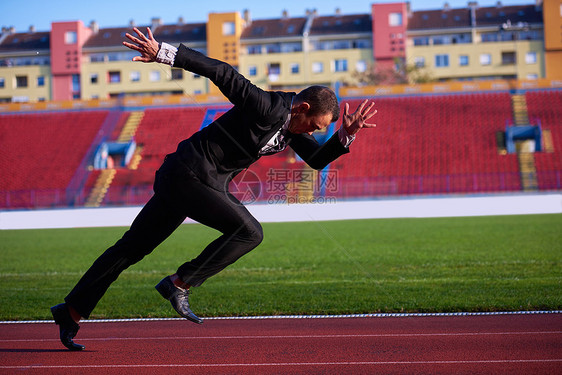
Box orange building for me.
[542,0,562,79]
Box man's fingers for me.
[363,102,375,116]
[344,102,349,118]
[146,27,154,40]
[124,33,139,43]
[356,99,367,114]
[363,109,377,121]
[123,41,142,52]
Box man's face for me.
[288,107,332,135]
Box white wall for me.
[1,193,560,230]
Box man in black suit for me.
[51,27,377,351]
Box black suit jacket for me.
[170,44,350,191]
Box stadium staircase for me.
[84,169,116,207]
[117,111,144,142]
[119,111,145,170]
[511,94,538,192]
[84,110,145,207]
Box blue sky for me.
[2,0,535,32]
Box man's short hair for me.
[295,85,340,123]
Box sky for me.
[1,0,536,33]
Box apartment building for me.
[407,2,545,81]
[0,1,557,103]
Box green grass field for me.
[1,214,560,320]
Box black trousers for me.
[65,155,263,319]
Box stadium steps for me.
[128,145,144,170]
[84,169,117,207]
[517,152,538,192]
[511,94,529,125]
[542,129,554,153]
[117,111,144,142]
[287,165,316,203]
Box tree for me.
[351,57,434,86]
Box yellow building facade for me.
[408,39,545,81]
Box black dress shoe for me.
[50,303,85,351]
[155,276,203,324]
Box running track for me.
[1,313,561,374]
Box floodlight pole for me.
[499,20,529,81]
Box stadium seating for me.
[1,90,560,209]
[330,92,521,196]
[0,110,109,208]
[525,90,562,190]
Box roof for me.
[241,17,307,40]
[153,23,206,43]
[83,23,207,49]
[408,4,543,30]
[474,4,542,26]
[309,14,372,36]
[0,31,50,52]
[84,26,142,48]
[408,8,471,30]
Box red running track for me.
[1,314,561,374]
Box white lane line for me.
[2,310,561,324]
[2,331,561,343]
[1,359,561,370]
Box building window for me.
[108,71,121,83]
[266,44,281,54]
[526,73,538,79]
[459,55,469,66]
[480,54,492,65]
[222,22,235,36]
[267,63,280,82]
[130,71,141,82]
[501,51,516,65]
[413,37,429,46]
[90,73,98,84]
[432,35,449,45]
[356,60,367,73]
[525,51,537,64]
[414,56,425,67]
[290,63,299,74]
[333,40,351,50]
[312,62,323,74]
[37,76,45,87]
[64,31,77,44]
[247,45,261,54]
[435,54,449,67]
[281,42,303,53]
[149,70,160,82]
[0,77,4,88]
[353,39,372,49]
[267,63,280,75]
[15,75,28,88]
[389,12,403,26]
[171,69,183,80]
[72,74,80,93]
[248,66,257,76]
[90,53,105,63]
[333,59,348,72]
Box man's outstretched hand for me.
[123,27,159,63]
[342,99,377,136]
